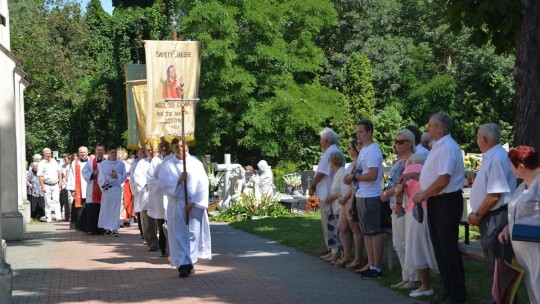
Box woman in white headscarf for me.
[252,160,276,198]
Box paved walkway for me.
[7,221,413,303]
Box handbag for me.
[511,199,540,242]
[492,256,524,304]
[512,224,540,242]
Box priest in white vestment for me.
[159,138,211,277]
[97,146,127,236]
[82,144,106,234]
[67,146,89,230]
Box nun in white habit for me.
[159,138,211,277]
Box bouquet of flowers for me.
[208,171,225,192]
[283,174,301,187]
[306,195,320,213]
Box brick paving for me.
[7,220,414,303]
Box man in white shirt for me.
[406,125,429,157]
[345,120,384,279]
[308,127,341,258]
[408,113,467,303]
[467,123,516,299]
[37,148,62,223]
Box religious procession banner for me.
[125,64,147,149]
[130,81,148,148]
[144,40,202,146]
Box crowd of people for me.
[309,113,540,303]
[25,112,540,296]
[27,139,212,278]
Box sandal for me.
[345,260,364,269]
[335,257,353,268]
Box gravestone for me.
[301,170,315,195]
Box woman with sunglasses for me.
[381,129,419,289]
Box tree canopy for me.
[10,0,520,170]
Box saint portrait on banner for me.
[162,65,184,99]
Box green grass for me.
[230,211,324,255]
[229,212,530,303]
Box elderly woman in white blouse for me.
[498,146,540,304]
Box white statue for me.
[250,160,275,199]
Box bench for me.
[382,227,395,271]
[383,221,479,273]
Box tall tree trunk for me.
[514,0,540,158]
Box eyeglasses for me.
[394,139,409,145]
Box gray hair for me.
[319,127,339,145]
[328,151,346,167]
[43,148,51,154]
[32,154,42,161]
[31,161,39,168]
[396,129,416,152]
[407,153,426,166]
[431,112,452,133]
[478,123,501,143]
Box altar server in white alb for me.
[97,145,127,236]
[146,140,172,253]
[159,138,211,278]
[133,145,153,241]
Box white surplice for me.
[67,159,88,199]
[159,154,211,267]
[82,158,104,203]
[146,154,173,220]
[133,158,152,212]
[129,158,141,213]
[97,159,127,230]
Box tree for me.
[179,0,339,166]
[335,53,376,143]
[441,0,540,156]
[10,0,90,157]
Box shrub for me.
[211,192,292,222]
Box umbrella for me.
[492,257,524,304]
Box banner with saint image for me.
[144,40,202,144]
